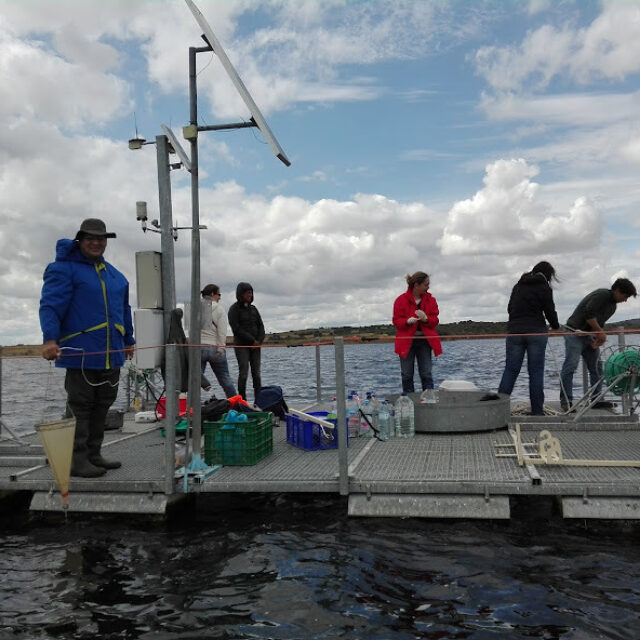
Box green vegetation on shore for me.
[4,318,640,354]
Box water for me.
[2,338,640,639]
[4,335,632,434]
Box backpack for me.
[201,398,231,423]
[255,385,289,419]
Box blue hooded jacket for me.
[39,238,135,370]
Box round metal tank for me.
[388,390,510,433]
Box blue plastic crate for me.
[285,411,347,451]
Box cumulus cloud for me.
[474,3,640,91]
[439,158,602,256]
[0,26,129,129]
[0,0,638,347]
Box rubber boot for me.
[87,383,121,471]
[71,459,106,478]
[89,455,121,470]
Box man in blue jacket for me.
[39,218,135,477]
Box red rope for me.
[3,328,640,360]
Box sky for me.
[2,0,640,346]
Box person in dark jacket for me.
[39,218,135,477]
[228,282,265,401]
[498,261,559,415]
[560,277,636,411]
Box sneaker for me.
[560,402,574,413]
[592,400,615,409]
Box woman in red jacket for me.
[393,271,443,393]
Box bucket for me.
[157,396,187,419]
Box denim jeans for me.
[399,337,433,393]
[560,333,603,405]
[201,347,237,398]
[498,334,548,415]
[234,346,262,401]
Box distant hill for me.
[265,319,640,345]
[5,319,640,353]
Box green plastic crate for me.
[203,412,273,466]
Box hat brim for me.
[75,231,117,240]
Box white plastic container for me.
[439,379,479,392]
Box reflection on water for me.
[1,495,640,639]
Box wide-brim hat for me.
[75,218,117,240]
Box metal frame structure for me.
[182,0,290,473]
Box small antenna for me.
[128,112,147,150]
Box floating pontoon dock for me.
[2,404,640,520]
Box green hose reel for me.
[603,350,640,395]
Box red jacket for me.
[393,288,443,358]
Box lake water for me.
[1,337,640,639]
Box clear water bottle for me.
[394,393,415,438]
[328,396,337,421]
[370,392,381,432]
[378,400,392,441]
[420,389,437,404]
[360,392,374,438]
[347,392,360,438]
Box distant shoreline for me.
[5,318,640,355]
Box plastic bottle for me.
[370,392,381,432]
[394,393,415,438]
[377,400,392,441]
[347,392,360,438]
[360,392,374,438]
[328,397,338,421]
[420,389,437,404]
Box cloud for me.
[439,158,602,256]
[474,3,640,91]
[0,26,129,129]
[480,91,640,127]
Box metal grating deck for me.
[2,408,640,516]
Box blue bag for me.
[255,385,289,419]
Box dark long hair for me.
[531,261,557,284]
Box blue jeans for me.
[399,338,433,393]
[498,334,548,415]
[201,347,237,398]
[560,333,602,405]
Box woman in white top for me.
[200,284,237,397]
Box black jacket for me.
[506,272,559,334]
[227,282,265,346]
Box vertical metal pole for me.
[187,47,203,460]
[0,346,3,432]
[125,364,131,410]
[156,135,177,338]
[618,331,629,414]
[164,343,177,495]
[315,343,322,404]
[618,331,626,349]
[334,337,349,496]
